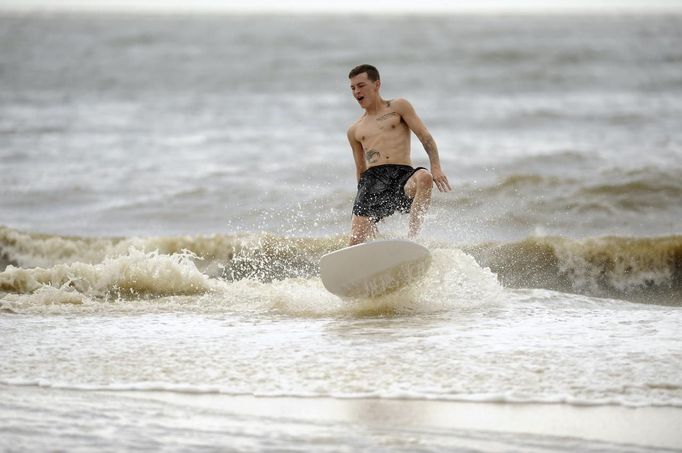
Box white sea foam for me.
[0,237,503,317]
[2,379,680,409]
[0,248,215,313]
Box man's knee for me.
[415,169,433,192]
[405,170,432,198]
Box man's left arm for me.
[394,98,451,192]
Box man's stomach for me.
[366,158,413,169]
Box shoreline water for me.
[2,384,681,451]
[121,391,682,450]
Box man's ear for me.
[375,80,381,91]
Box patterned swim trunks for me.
[352,164,426,222]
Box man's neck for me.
[364,96,385,115]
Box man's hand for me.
[432,167,451,192]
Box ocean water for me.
[1,12,681,451]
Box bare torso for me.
[351,100,412,168]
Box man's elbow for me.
[418,132,434,145]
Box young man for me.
[347,64,451,245]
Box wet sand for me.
[2,384,681,451]
[122,391,682,450]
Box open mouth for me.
[357,96,365,103]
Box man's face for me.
[350,73,380,108]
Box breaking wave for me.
[466,235,682,305]
[1,225,680,308]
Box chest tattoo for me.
[376,112,399,122]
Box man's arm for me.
[393,98,451,192]
[347,125,366,181]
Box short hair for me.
[348,64,380,82]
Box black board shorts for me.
[352,164,427,223]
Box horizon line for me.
[2,7,682,16]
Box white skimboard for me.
[320,239,432,298]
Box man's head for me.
[349,64,380,82]
[349,64,381,109]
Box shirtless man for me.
[347,64,451,245]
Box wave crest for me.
[467,235,682,305]
[2,226,680,307]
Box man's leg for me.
[404,169,433,239]
[349,215,377,246]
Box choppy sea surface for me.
[1,12,681,451]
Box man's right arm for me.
[347,125,366,181]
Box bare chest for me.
[354,111,407,146]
